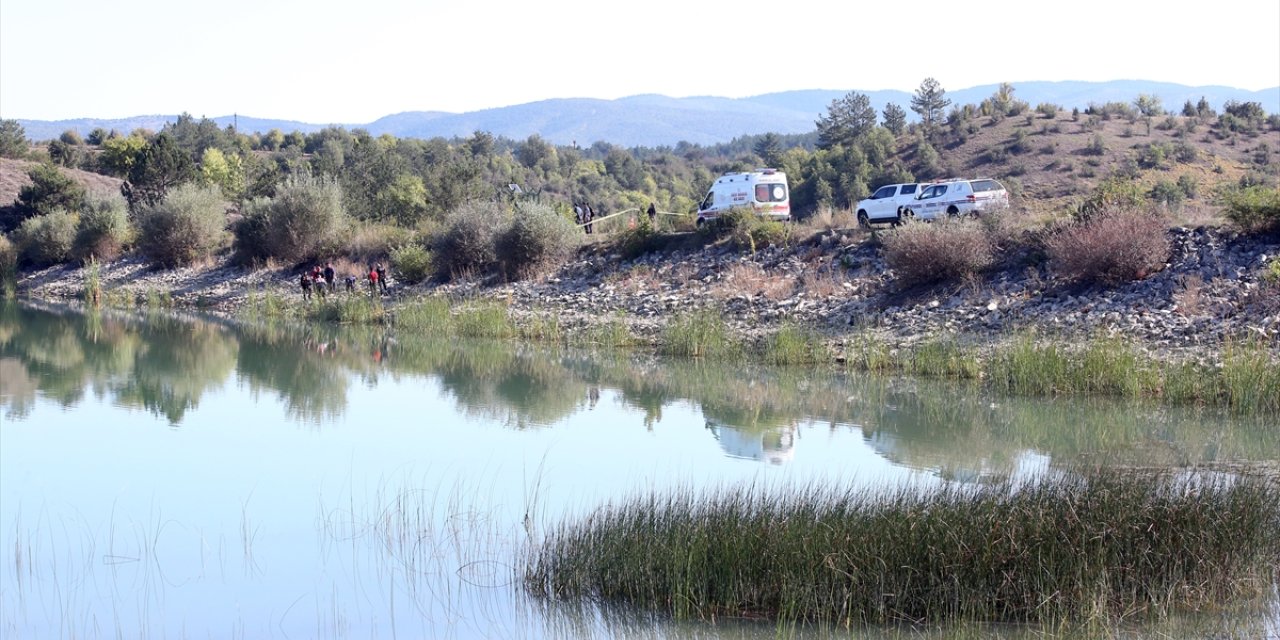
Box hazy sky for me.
[2,0,1277,123]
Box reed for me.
[525,471,1280,627]
[309,294,386,324]
[660,309,736,359]
[82,258,102,307]
[393,296,453,333]
[454,302,516,339]
[759,323,828,365]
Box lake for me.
[2,301,1276,638]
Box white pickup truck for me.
[855,183,923,227]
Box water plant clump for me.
[524,471,1280,627]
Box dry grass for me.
[798,268,848,298]
[0,157,123,206]
[799,206,859,234]
[606,264,663,294]
[712,262,794,301]
[1173,274,1204,316]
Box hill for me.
[13,81,1278,147]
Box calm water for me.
[2,301,1277,639]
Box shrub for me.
[389,243,432,284]
[1075,177,1145,220]
[1045,207,1170,284]
[72,195,132,263]
[719,208,787,252]
[882,219,996,286]
[1221,186,1280,233]
[433,201,507,278]
[15,210,77,267]
[134,183,228,267]
[495,200,579,280]
[233,174,346,263]
[1148,180,1184,208]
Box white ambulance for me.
[695,168,791,227]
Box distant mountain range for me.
[15,81,1279,147]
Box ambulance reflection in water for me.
[705,420,796,465]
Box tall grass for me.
[393,296,453,333]
[660,309,736,359]
[82,258,102,307]
[525,471,1280,626]
[759,323,827,365]
[454,302,516,339]
[308,294,386,324]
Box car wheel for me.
[895,208,914,226]
[947,206,960,217]
[695,217,706,229]
[857,211,870,228]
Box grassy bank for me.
[523,471,1280,626]
[231,293,1280,414]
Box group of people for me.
[300,261,388,300]
[573,203,596,234]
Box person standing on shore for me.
[300,272,312,300]
[368,264,379,295]
[647,202,657,224]
[376,264,388,294]
[584,203,595,235]
[323,262,335,291]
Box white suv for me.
[855,183,924,226]
[901,178,1009,220]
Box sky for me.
[2,0,1278,123]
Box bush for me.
[72,195,132,263]
[719,208,787,252]
[1148,180,1184,208]
[433,201,506,278]
[233,174,346,263]
[1221,186,1280,233]
[134,183,228,267]
[15,210,77,267]
[1045,207,1170,284]
[495,200,579,279]
[389,243,432,284]
[882,219,996,287]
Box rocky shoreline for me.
[14,225,1280,363]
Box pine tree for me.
[910,78,951,133]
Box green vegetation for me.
[14,209,77,267]
[660,308,736,359]
[495,200,579,280]
[1221,185,1280,233]
[525,471,1280,625]
[0,235,16,297]
[389,243,432,284]
[134,183,227,267]
[71,195,132,263]
[234,174,348,263]
[760,322,828,365]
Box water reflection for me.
[2,300,1277,474]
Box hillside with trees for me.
[0,78,1276,285]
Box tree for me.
[199,148,245,200]
[910,77,951,133]
[882,103,907,135]
[15,164,87,219]
[47,139,84,168]
[753,133,784,167]
[1134,94,1163,117]
[123,133,196,209]
[59,129,84,145]
[0,119,27,158]
[87,128,110,146]
[100,134,148,177]
[816,91,877,150]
